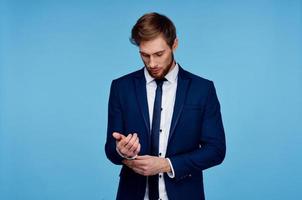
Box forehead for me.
[139,35,170,54]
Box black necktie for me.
[149,79,165,200]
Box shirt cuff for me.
[166,158,175,178]
[116,146,137,160]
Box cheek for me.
[141,57,149,63]
[161,55,172,65]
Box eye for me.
[155,52,163,57]
[140,53,149,58]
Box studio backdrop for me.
[1,0,301,199]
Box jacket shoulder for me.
[112,68,143,84]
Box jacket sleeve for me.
[104,80,124,165]
[169,81,226,181]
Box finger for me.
[128,159,145,168]
[128,141,138,153]
[132,168,144,175]
[132,166,151,176]
[135,155,150,160]
[129,137,139,152]
[125,133,137,149]
[120,134,132,147]
[131,165,144,174]
[125,160,139,170]
[134,156,152,166]
[133,143,141,155]
[116,135,126,149]
[119,135,135,156]
[123,159,132,167]
[122,159,130,166]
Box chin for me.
[152,73,165,79]
[148,70,163,79]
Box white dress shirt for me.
[143,63,179,200]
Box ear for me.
[172,38,178,51]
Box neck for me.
[167,54,176,73]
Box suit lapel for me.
[134,69,151,135]
[168,67,190,143]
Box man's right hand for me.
[112,132,141,158]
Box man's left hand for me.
[123,155,171,176]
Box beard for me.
[146,53,175,80]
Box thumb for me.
[112,132,124,141]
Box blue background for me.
[1,0,301,199]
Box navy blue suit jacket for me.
[105,66,226,200]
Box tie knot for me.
[155,78,166,87]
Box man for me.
[105,12,226,200]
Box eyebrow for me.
[139,50,165,56]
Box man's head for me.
[131,12,178,79]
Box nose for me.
[148,56,156,68]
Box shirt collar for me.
[144,62,179,85]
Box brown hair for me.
[130,12,177,48]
